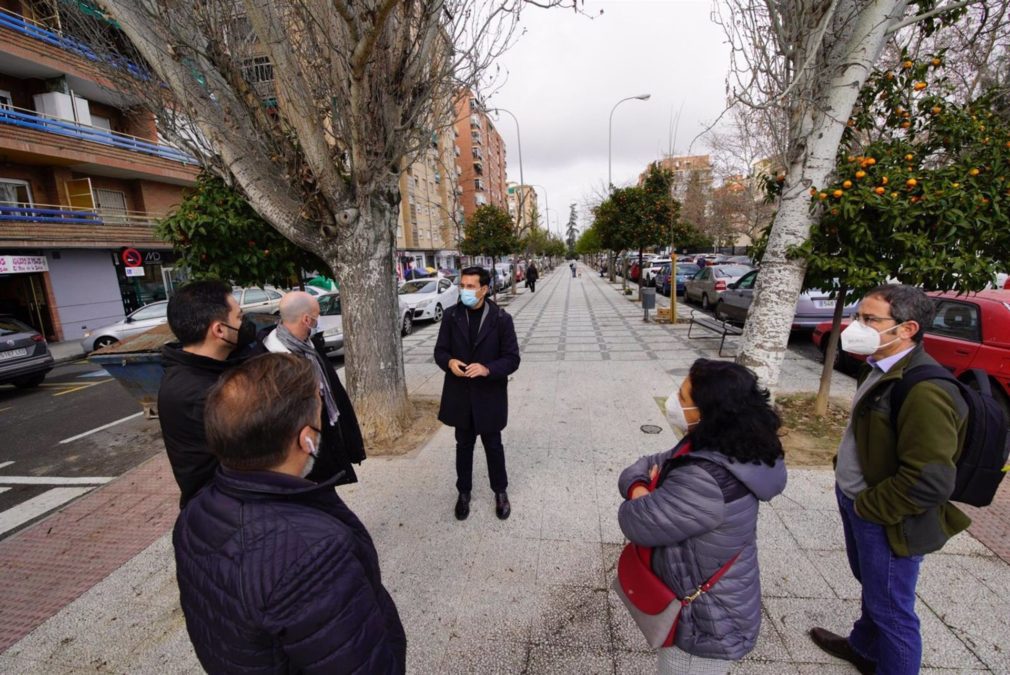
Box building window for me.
[410,204,418,223]
[474,179,485,191]
[0,179,33,206]
[0,90,13,110]
[242,56,274,84]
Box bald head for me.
[279,291,319,340]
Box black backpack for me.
[889,366,1010,507]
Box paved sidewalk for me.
[1,263,1007,673]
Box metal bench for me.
[688,310,742,356]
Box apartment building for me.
[0,1,198,342]
[395,125,461,275]
[453,90,508,223]
[506,183,538,234]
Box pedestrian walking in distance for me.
[526,262,539,293]
[249,291,365,486]
[434,266,521,520]
[158,280,256,507]
[809,284,969,675]
[617,359,786,674]
[174,353,406,674]
[570,261,577,278]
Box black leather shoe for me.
[809,627,875,674]
[495,491,511,520]
[454,492,470,521]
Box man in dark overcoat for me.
[433,266,521,520]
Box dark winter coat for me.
[526,265,539,282]
[433,300,521,433]
[158,344,237,507]
[618,441,787,661]
[174,467,406,674]
[249,328,365,486]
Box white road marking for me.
[0,488,9,494]
[0,487,93,535]
[78,369,110,378]
[0,461,13,470]
[0,476,112,485]
[59,412,144,444]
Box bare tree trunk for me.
[608,251,616,283]
[737,0,909,386]
[331,195,410,442]
[814,285,848,416]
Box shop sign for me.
[125,267,146,278]
[0,255,49,274]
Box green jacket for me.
[849,345,971,556]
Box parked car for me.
[643,258,671,286]
[399,299,414,336]
[81,301,169,352]
[811,289,1010,416]
[726,255,755,266]
[316,292,344,356]
[714,270,857,329]
[0,315,54,388]
[659,261,702,296]
[398,277,458,323]
[683,264,753,309]
[232,286,285,314]
[492,263,514,292]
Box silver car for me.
[714,269,858,328]
[316,292,344,356]
[232,287,285,314]
[683,264,753,310]
[81,301,168,352]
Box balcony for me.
[0,203,169,249]
[473,159,483,175]
[0,105,195,164]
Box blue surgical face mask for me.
[460,289,480,308]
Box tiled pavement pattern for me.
[1,264,1008,673]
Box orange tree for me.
[157,172,328,288]
[787,53,1010,412]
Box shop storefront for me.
[0,253,56,338]
[111,248,180,314]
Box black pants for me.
[528,279,536,292]
[455,426,508,493]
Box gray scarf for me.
[275,324,340,426]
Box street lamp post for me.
[488,107,524,295]
[608,94,650,189]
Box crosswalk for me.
[0,461,111,537]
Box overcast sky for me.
[488,0,730,238]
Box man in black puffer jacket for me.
[174,353,406,674]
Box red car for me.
[812,290,1010,415]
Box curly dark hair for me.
[688,359,783,466]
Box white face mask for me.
[840,320,903,356]
[665,395,699,436]
[300,433,320,478]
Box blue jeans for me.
[836,485,923,675]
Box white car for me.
[398,277,458,323]
[232,286,285,314]
[80,301,168,352]
[643,258,671,286]
[315,292,344,356]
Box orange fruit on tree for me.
[902,60,913,69]
[931,106,941,115]
[881,176,889,185]
[969,168,980,176]
[855,170,867,179]
[874,187,886,195]
[914,82,927,91]
[842,180,853,189]
[901,121,912,129]
[891,192,899,198]
[904,153,914,161]
[833,189,844,198]
[818,192,828,200]
[865,157,877,166]
[931,58,942,66]
[885,71,895,80]
[951,182,960,189]
[906,178,918,187]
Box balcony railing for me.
[0,203,163,226]
[0,104,198,164]
[0,7,145,79]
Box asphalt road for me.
[0,358,164,540]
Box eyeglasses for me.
[852,313,897,327]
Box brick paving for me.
[963,478,1010,564]
[0,454,178,651]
